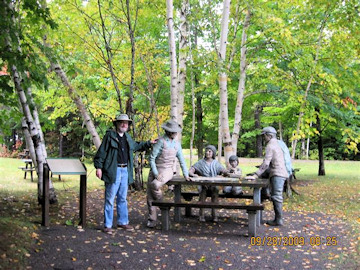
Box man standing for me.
[146,119,190,228]
[245,126,288,226]
[94,114,155,234]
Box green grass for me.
[0,157,359,268]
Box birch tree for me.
[218,0,233,165]
[231,9,251,150]
[49,61,101,149]
[166,0,179,121]
[2,0,57,203]
[176,0,189,129]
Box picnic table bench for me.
[152,200,264,236]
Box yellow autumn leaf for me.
[72,257,77,261]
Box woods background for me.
[1,0,359,163]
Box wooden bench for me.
[180,191,268,217]
[181,191,254,201]
[151,200,264,237]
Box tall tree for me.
[218,0,233,164]
[1,0,57,203]
[166,0,179,121]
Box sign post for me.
[42,158,87,227]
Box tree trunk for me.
[196,92,204,158]
[189,26,196,166]
[59,132,63,157]
[231,9,251,151]
[97,0,123,112]
[50,63,101,149]
[176,0,189,130]
[255,105,262,157]
[316,108,325,175]
[278,121,283,141]
[139,54,160,135]
[21,117,37,167]
[27,87,47,158]
[306,121,312,160]
[301,138,306,159]
[4,0,57,203]
[124,0,138,123]
[218,0,232,166]
[166,0,178,121]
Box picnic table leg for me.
[253,187,261,227]
[79,174,87,228]
[24,162,28,179]
[247,210,257,237]
[174,184,181,222]
[160,207,170,231]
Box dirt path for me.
[28,190,359,270]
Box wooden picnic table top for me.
[167,176,269,188]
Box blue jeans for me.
[270,176,286,203]
[104,167,129,228]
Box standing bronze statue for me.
[245,127,288,226]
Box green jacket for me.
[94,129,151,185]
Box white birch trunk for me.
[231,10,251,152]
[166,0,178,121]
[50,63,101,149]
[21,117,37,167]
[218,0,232,166]
[13,65,56,201]
[27,87,47,158]
[176,0,189,131]
[4,0,56,203]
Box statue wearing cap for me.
[223,155,243,196]
[189,145,229,222]
[94,113,155,234]
[146,119,190,228]
[245,126,288,226]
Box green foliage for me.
[1,0,359,161]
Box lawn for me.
[0,157,359,268]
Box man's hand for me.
[245,174,258,181]
[185,176,192,181]
[96,169,102,179]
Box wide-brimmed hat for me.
[161,119,182,133]
[261,126,277,135]
[113,114,133,124]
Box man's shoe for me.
[103,227,113,235]
[146,220,156,228]
[117,224,134,231]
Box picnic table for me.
[152,176,269,236]
[19,159,35,182]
